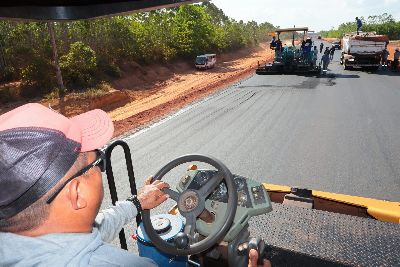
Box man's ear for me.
[67,179,87,210]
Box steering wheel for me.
[142,155,238,256]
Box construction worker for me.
[324,47,330,55]
[270,36,277,49]
[275,39,283,60]
[301,40,306,51]
[321,52,330,73]
[381,48,390,69]
[393,48,400,72]
[320,42,324,53]
[356,17,362,35]
[313,46,318,66]
[329,46,336,60]
[303,38,312,63]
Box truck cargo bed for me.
[342,33,388,55]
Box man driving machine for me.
[0,103,269,267]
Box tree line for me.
[0,3,275,101]
[320,13,400,40]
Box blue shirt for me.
[357,19,362,28]
[0,201,158,267]
[321,54,330,65]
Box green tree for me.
[321,14,400,40]
[172,5,214,57]
[60,41,97,88]
[0,3,276,98]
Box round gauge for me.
[218,182,228,195]
[212,183,228,201]
[234,178,246,190]
[237,191,248,206]
[196,171,209,186]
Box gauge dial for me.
[195,171,209,186]
[234,178,246,190]
[217,182,227,196]
[211,182,228,202]
[237,191,248,206]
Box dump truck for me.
[340,32,389,71]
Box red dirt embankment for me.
[111,44,274,136]
[322,38,340,42]
[0,44,274,137]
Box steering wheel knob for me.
[178,190,200,212]
[175,232,190,249]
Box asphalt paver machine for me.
[256,27,321,75]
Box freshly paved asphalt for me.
[101,41,400,249]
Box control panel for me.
[177,170,272,242]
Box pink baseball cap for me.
[0,103,114,219]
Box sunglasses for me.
[46,149,106,204]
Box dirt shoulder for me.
[322,38,340,42]
[111,44,274,136]
[0,44,274,137]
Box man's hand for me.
[248,249,271,267]
[138,177,170,210]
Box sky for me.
[211,0,400,31]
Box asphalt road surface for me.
[102,41,400,249]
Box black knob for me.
[175,232,190,249]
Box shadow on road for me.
[256,73,321,78]
[242,71,363,90]
[338,68,399,76]
[239,76,322,89]
[318,73,360,87]
[325,73,360,79]
[368,70,400,76]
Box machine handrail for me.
[105,140,141,250]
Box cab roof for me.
[275,27,309,33]
[0,0,203,21]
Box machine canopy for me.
[0,0,203,20]
[275,27,309,33]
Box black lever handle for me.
[248,237,267,266]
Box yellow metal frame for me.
[264,184,400,224]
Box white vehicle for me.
[195,54,216,70]
[340,32,389,71]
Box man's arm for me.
[94,201,138,243]
[94,177,170,243]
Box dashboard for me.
[177,169,272,241]
[186,170,264,208]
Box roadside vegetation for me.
[320,13,400,40]
[0,3,275,103]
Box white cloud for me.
[210,0,400,31]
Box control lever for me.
[247,237,267,266]
[235,237,267,265]
[174,232,190,249]
[228,226,269,267]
